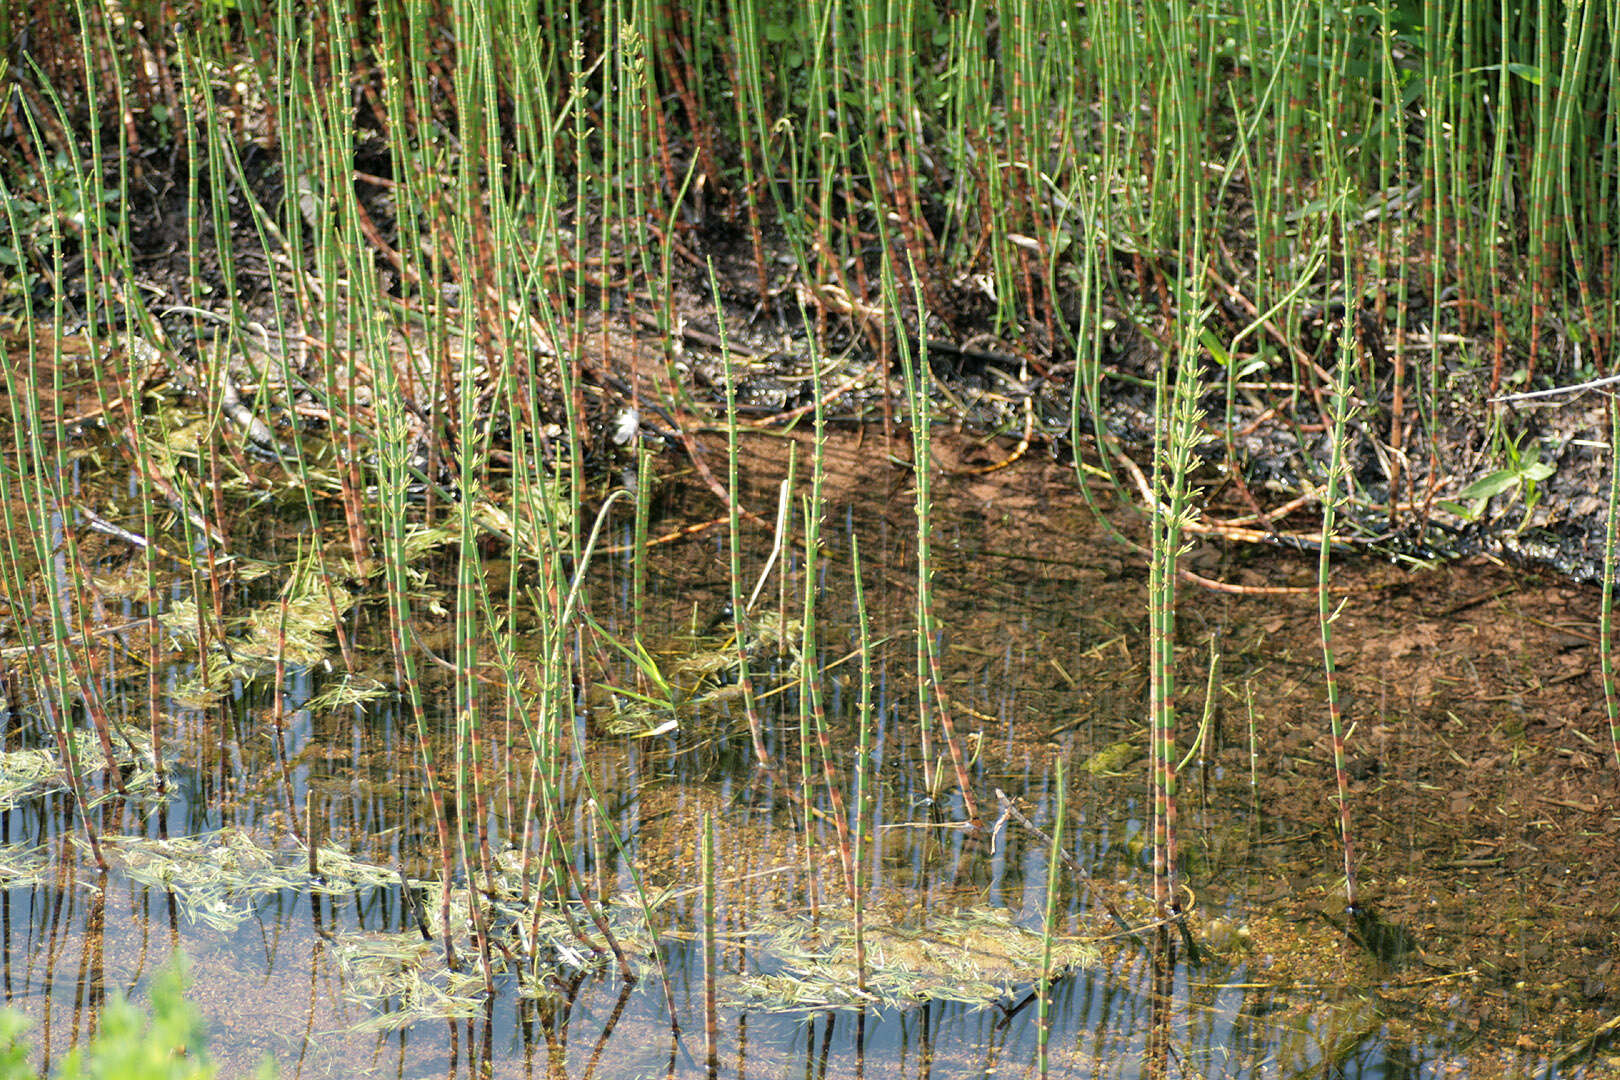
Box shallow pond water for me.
[0,428,1615,1078]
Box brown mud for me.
[17,119,1618,588]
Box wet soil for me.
[16,115,1618,589]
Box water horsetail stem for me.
[1148,312,1208,915]
[1148,499,1170,914]
[1602,397,1620,769]
[702,811,720,1075]
[455,542,497,995]
[1319,273,1361,913]
[1037,760,1067,1079]
[375,360,460,969]
[718,303,818,826]
[3,343,108,867]
[804,357,857,899]
[270,583,303,847]
[892,268,980,829]
[851,532,875,996]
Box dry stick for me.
[1204,264,1337,427]
[1110,449,1379,597]
[597,514,731,555]
[739,365,874,432]
[629,308,764,361]
[745,480,793,615]
[1488,371,1620,403]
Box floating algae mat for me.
[334,854,1104,1028]
[0,727,162,813]
[728,904,1102,1013]
[107,830,400,934]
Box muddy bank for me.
[7,124,1613,591]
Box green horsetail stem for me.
[1318,232,1362,913]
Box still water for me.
[0,431,1609,1078]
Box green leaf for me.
[1522,460,1555,484]
[1457,469,1520,501]
[1506,62,1541,85]
[0,1011,33,1080]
